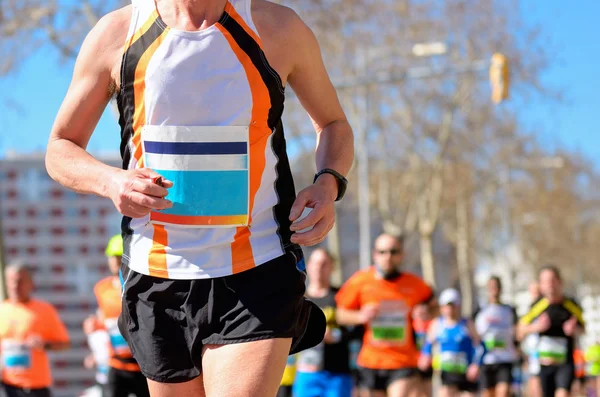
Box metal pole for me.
[0,205,6,300]
[356,49,371,269]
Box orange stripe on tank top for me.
[129,27,171,277]
[124,11,160,51]
[224,1,262,47]
[216,24,271,274]
[131,27,169,169]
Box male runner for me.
[84,235,150,397]
[294,248,353,397]
[518,266,585,397]
[46,0,354,395]
[0,264,70,397]
[473,276,519,397]
[522,281,543,397]
[336,234,434,397]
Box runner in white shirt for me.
[473,276,518,397]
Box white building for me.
[0,153,123,397]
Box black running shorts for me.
[103,368,150,397]
[357,367,419,391]
[539,363,575,397]
[440,372,479,393]
[480,363,513,389]
[118,251,326,383]
[2,384,51,397]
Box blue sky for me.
[0,1,598,162]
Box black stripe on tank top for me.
[116,19,165,245]
[219,13,297,251]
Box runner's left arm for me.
[285,12,354,246]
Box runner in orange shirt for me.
[84,235,150,397]
[0,264,70,397]
[336,234,435,397]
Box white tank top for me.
[116,0,296,279]
[474,303,518,364]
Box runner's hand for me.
[83,315,98,335]
[25,335,45,350]
[534,312,551,333]
[360,304,379,324]
[563,316,578,336]
[84,354,96,369]
[418,355,432,372]
[466,364,480,382]
[108,168,174,218]
[289,176,337,246]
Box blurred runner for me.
[572,346,586,397]
[585,341,600,397]
[83,313,110,395]
[0,264,70,397]
[518,266,585,397]
[293,249,353,397]
[277,355,297,397]
[84,235,150,397]
[419,288,485,397]
[522,281,543,397]
[413,303,434,397]
[473,276,518,397]
[336,233,435,397]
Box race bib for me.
[296,342,324,373]
[440,351,468,374]
[1,340,31,370]
[538,336,568,365]
[484,331,508,351]
[104,318,130,356]
[142,125,250,228]
[371,301,408,345]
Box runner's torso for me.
[335,268,433,369]
[117,0,296,280]
[435,317,473,374]
[520,297,584,366]
[474,303,517,364]
[296,289,351,374]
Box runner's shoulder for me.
[78,6,132,64]
[29,298,61,313]
[251,1,316,48]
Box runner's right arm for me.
[335,272,376,326]
[45,7,172,218]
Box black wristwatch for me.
[313,168,348,202]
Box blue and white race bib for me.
[1,340,31,370]
[142,125,250,228]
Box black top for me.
[298,288,353,374]
[520,296,585,363]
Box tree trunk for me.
[420,233,436,288]
[456,191,473,317]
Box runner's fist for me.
[466,364,480,382]
[25,335,45,350]
[360,304,379,324]
[83,315,99,335]
[108,168,174,218]
[289,175,337,246]
[418,355,432,372]
[535,312,551,333]
[563,316,578,336]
